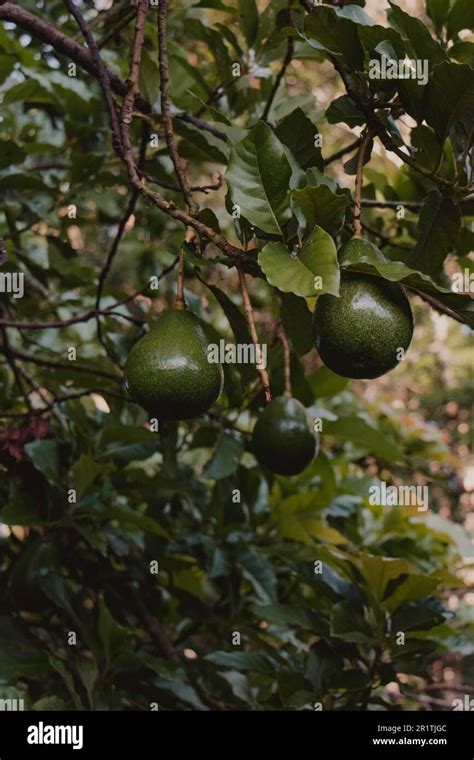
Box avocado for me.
[124,309,223,420]
[251,396,318,476]
[312,240,413,379]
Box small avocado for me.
[313,239,413,379]
[124,309,223,420]
[251,396,318,476]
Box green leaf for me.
[424,62,474,143]
[25,440,60,486]
[330,601,373,643]
[237,0,259,47]
[388,2,446,65]
[447,0,474,38]
[237,549,277,604]
[323,416,403,462]
[153,677,208,710]
[275,107,323,171]
[97,507,169,538]
[0,140,25,169]
[203,433,244,480]
[307,365,348,398]
[0,617,50,681]
[226,122,292,235]
[406,190,461,275]
[326,95,365,127]
[304,6,364,69]
[384,574,440,614]
[292,184,350,235]
[280,292,313,356]
[253,603,324,631]
[97,599,131,671]
[449,41,474,63]
[96,426,158,462]
[359,555,412,603]
[73,454,112,501]
[205,651,276,675]
[426,0,451,34]
[259,226,339,298]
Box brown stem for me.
[237,268,272,403]
[407,287,467,325]
[277,325,292,398]
[6,348,121,383]
[353,130,371,239]
[331,56,470,195]
[127,587,178,662]
[176,252,186,309]
[158,0,198,215]
[324,137,362,167]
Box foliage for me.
[0,0,472,711]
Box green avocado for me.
[251,396,318,476]
[313,239,413,379]
[124,309,223,420]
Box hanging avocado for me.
[251,396,318,476]
[124,309,223,420]
[312,238,413,379]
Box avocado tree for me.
[0,0,473,711]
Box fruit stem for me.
[353,129,371,240]
[237,267,272,403]
[277,324,292,398]
[175,252,186,309]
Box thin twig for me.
[127,587,178,662]
[0,387,134,419]
[8,348,122,383]
[324,137,361,167]
[277,325,292,398]
[63,0,123,156]
[158,0,198,215]
[330,55,470,195]
[353,130,371,239]
[237,268,272,403]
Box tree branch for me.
[63,0,123,156]
[0,1,223,144]
[0,387,133,419]
[353,129,371,239]
[324,137,361,166]
[331,57,469,195]
[157,0,198,215]
[277,325,292,398]
[237,268,272,403]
